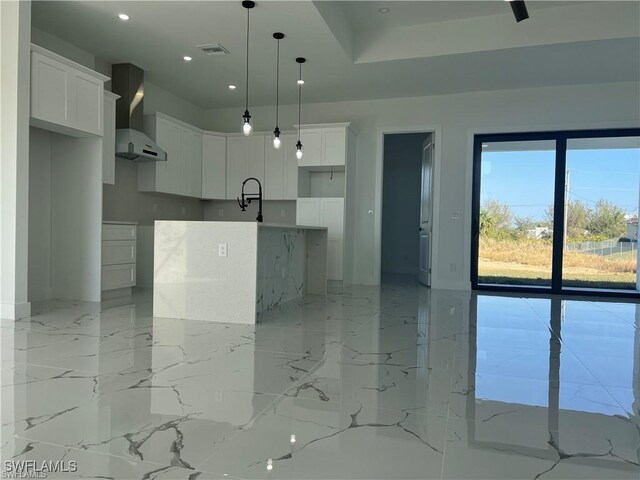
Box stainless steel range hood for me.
[112,63,166,162]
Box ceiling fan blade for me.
[509,0,530,23]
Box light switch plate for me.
[218,243,228,257]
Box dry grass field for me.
[479,238,637,289]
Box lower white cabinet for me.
[102,264,136,291]
[296,197,345,280]
[102,92,118,185]
[102,223,137,294]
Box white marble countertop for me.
[102,220,138,225]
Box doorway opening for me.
[381,132,434,286]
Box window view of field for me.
[479,138,640,290]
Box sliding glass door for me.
[476,140,556,287]
[472,129,640,296]
[562,137,640,290]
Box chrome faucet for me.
[237,177,263,223]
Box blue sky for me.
[481,148,640,221]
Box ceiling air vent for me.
[197,44,230,56]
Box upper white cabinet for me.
[139,113,202,198]
[264,134,298,200]
[298,129,322,167]
[202,134,227,200]
[30,45,109,137]
[225,135,265,200]
[182,127,202,198]
[297,124,352,168]
[264,137,284,200]
[102,92,118,185]
[283,134,299,200]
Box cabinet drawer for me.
[102,264,136,291]
[102,224,137,241]
[102,240,136,266]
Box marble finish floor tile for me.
[1,282,639,479]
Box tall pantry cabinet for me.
[295,123,356,285]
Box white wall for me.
[1,1,31,319]
[28,128,52,301]
[381,133,429,276]
[27,129,103,303]
[203,200,297,225]
[203,81,640,288]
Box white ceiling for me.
[31,1,640,109]
[336,1,586,30]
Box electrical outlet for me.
[218,243,228,257]
[452,211,461,220]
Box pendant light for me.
[295,57,306,160]
[241,1,255,135]
[272,32,284,149]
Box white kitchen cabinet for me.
[298,129,322,167]
[296,197,345,280]
[297,124,351,168]
[296,198,321,226]
[202,134,227,199]
[265,134,299,200]
[30,45,108,137]
[225,135,266,200]
[226,136,246,200]
[102,92,118,185]
[283,134,298,199]
[264,137,285,200]
[139,113,202,198]
[182,127,202,198]
[101,223,137,296]
[321,198,345,241]
[322,128,347,166]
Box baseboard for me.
[0,301,32,321]
[431,279,472,291]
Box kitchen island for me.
[153,221,328,324]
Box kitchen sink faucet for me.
[237,177,263,223]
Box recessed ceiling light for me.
[378,7,390,14]
[118,13,129,21]
[297,79,305,85]
[183,56,192,62]
[228,84,237,90]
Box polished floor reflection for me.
[1,282,639,479]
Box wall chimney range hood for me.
[112,63,166,162]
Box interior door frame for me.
[374,125,442,286]
[419,137,435,286]
[471,127,640,299]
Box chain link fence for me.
[566,239,638,256]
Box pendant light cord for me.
[245,7,250,111]
[275,38,280,128]
[297,62,302,141]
